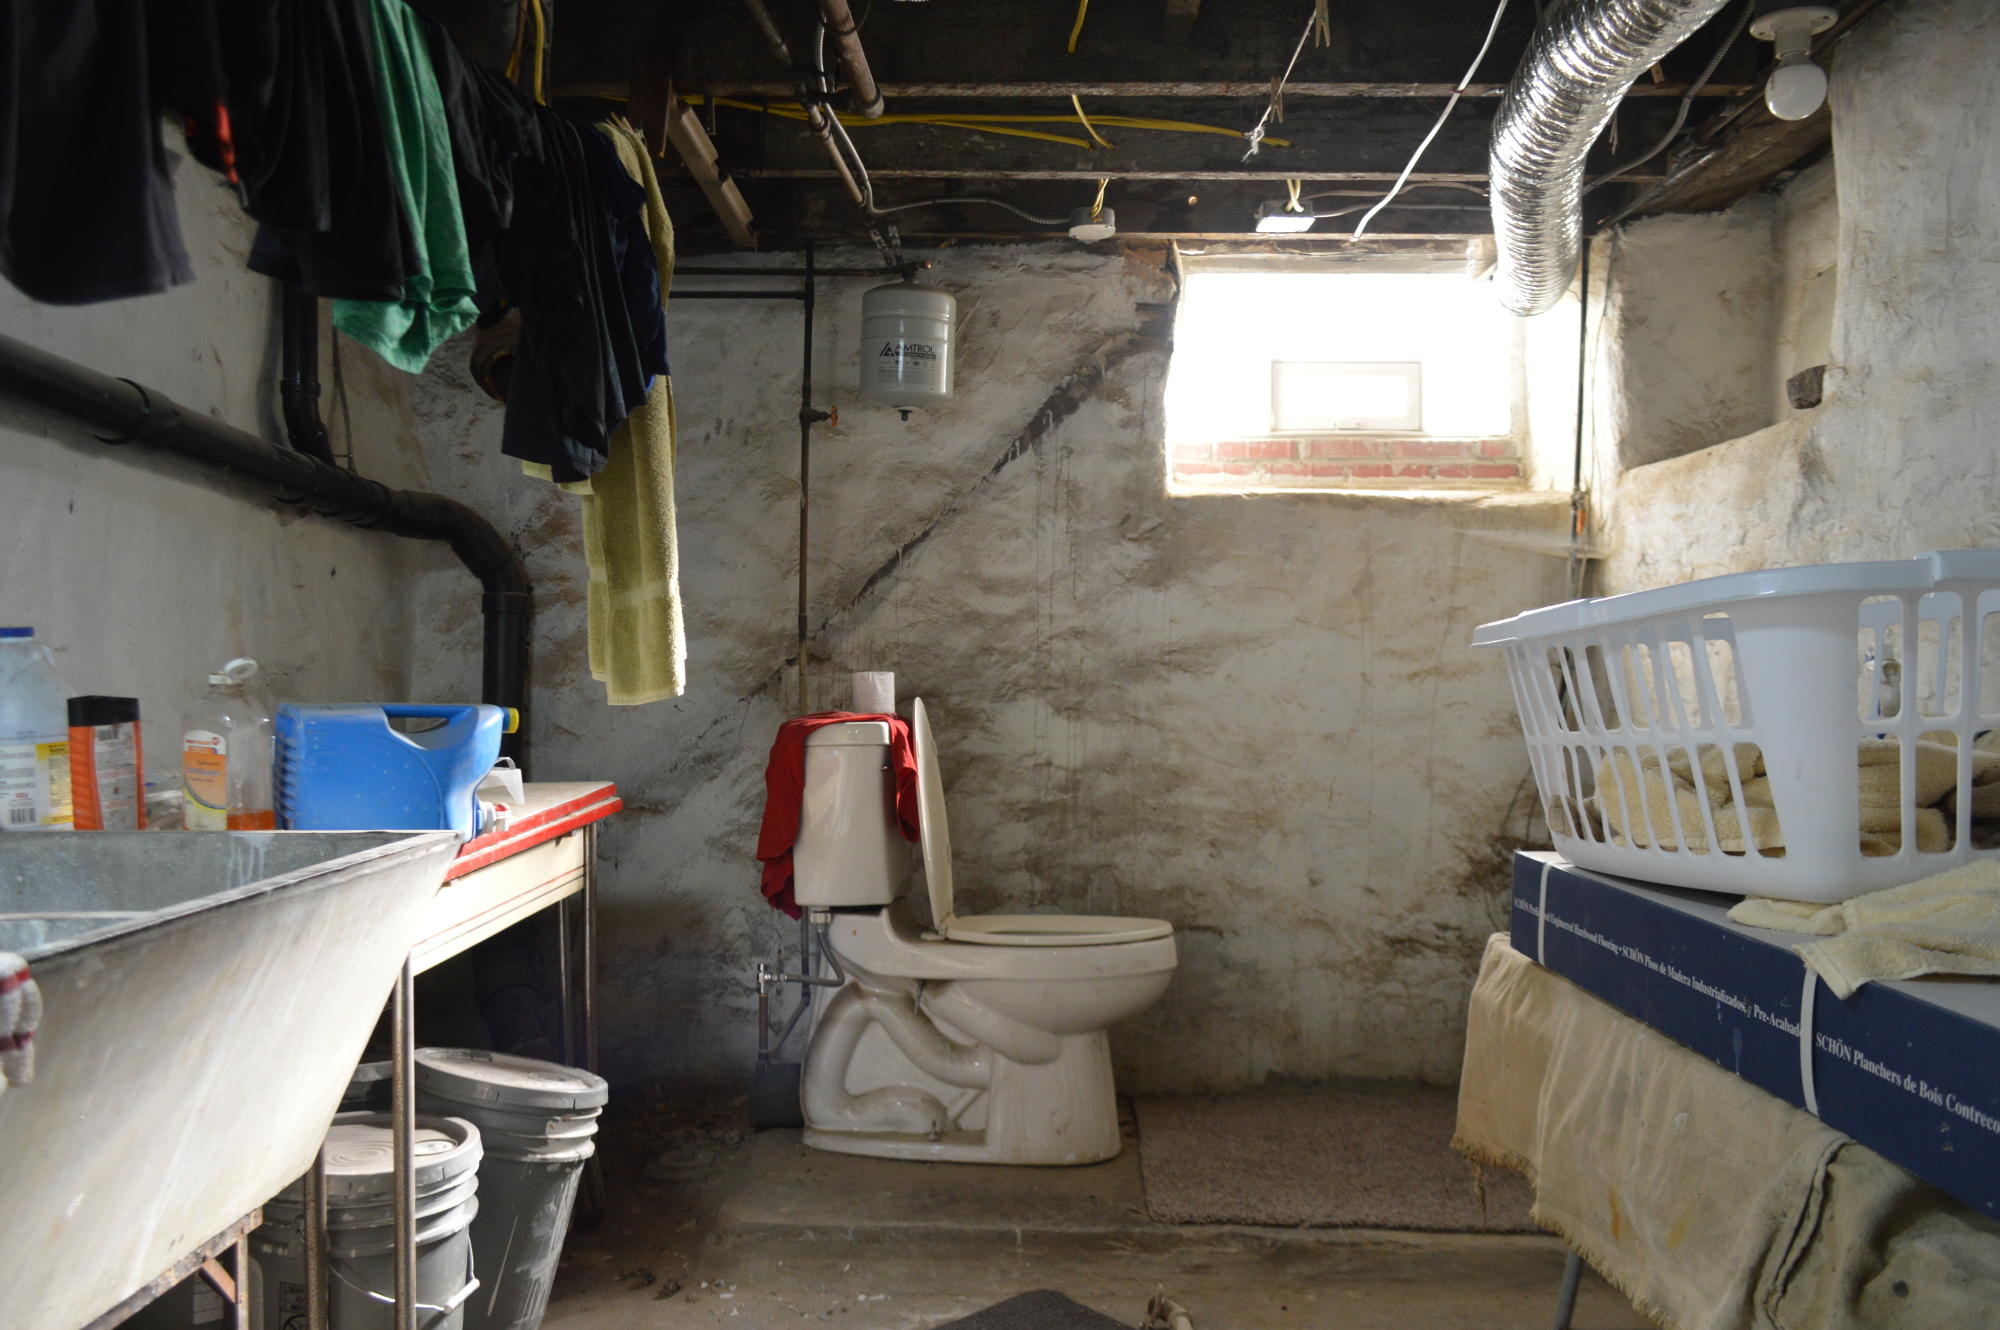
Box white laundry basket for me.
[1474,550,2000,903]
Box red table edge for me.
[444,783,623,880]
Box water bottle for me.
[0,627,73,831]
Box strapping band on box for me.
[1799,969,1821,1117]
[1537,859,1554,966]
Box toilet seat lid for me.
[911,697,959,933]
[910,699,1173,948]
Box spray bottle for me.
[182,658,275,831]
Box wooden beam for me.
[1603,0,1895,219]
[1162,0,1203,44]
[664,99,758,248]
[593,80,1753,102]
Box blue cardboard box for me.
[1511,850,2000,1221]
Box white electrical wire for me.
[816,18,1069,227]
[1241,1,1326,162]
[1349,0,1512,241]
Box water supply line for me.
[816,0,884,117]
[1488,0,1734,315]
[738,0,869,208]
[0,330,533,761]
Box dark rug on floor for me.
[1135,1083,1537,1231]
[929,1290,1130,1329]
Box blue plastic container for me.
[275,704,515,837]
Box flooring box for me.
[1510,850,2000,1221]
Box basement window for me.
[1165,262,1523,491]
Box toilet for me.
[794,698,1176,1165]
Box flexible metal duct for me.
[1490,0,1733,315]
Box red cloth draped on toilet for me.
[756,712,921,919]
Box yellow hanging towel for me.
[580,119,686,704]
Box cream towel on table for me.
[580,120,685,705]
[1457,935,2000,1330]
[1729,859,2000,998]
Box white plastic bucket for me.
[250,1113,483,1330]
[414,1051,607,1330]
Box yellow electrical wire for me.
[1090,178,1109,219]
[528,0,547,104]
[691,97,1290,150]
[1067,0,1090,53]
[1285,178,1303,211]
[1070,94,1114,149]
[504,0,528,81]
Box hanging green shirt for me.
[332,0,479,373]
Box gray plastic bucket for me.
[250,1113,483,1330]
[414,1050,608,1330]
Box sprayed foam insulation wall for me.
[1599,0,1999,592]
[0,150,445,760]
[407,243,1571,1094]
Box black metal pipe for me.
[279,286,337,466]
[671,289,808,301]
[0,330,533,761]
[796,243,816,714]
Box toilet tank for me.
[793,721,905,906]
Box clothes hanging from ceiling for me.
[328,0,478,372]
[0,0,193,303]
[487,107,665,483]
[576,119,685,705]
[243,0,417,302]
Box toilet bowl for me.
[794,698,1176,1165]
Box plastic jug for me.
[0,627,72,831]
[275,704,516,837]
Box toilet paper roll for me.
[851,672,896,716]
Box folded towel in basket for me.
[1729,859,2000,998]
[0,953,41,1089]
[1594,739,1994,859]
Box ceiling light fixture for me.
[1749,6,1836,121]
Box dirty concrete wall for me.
[1596,200,1781,472]
[408,244,1571,1093]
[0,157,447,777]
[1600,0,1999,591]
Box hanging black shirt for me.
[245,0,416,302]
[0,0,194,303]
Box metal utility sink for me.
[0,830,461,1330]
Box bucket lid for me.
[415,1047,609,1111]
[341,1060,393,1103]
[308,1112,482,1201]
[911,698,955,931]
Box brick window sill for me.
[1170,436,1523,488]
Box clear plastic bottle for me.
[0,627,73,831]
[181,658,275,831]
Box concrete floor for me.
[540,1101,1649,1330]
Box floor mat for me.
[929,1289,1131,1329]
[1135,1083,1538,1231]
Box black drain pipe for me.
[279,286,338,466]
[0,329,532,761]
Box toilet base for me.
[803,1016,1123,1166]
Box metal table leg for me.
[1552,1248,1583,1330]
[304,1146,329,1330]
[576,824,606,1227]
[583,822,599,1075]
[557,886,575,1067]
[392,955,417,1330]
[230,1232,250,1330]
